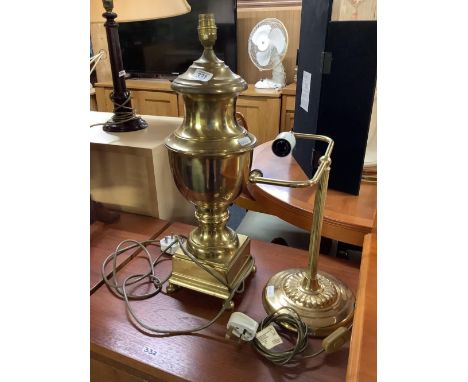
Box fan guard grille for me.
[248,18,289,71]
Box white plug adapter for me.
[160,235,179,254]
[226,312,259,341]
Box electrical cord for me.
[98,235,351,365]
[252,307,354,365]
[90,91,141,128]
[90,50,105,76]
[102,238,171,300]
[253,306,320,365]
[101,235,255,335]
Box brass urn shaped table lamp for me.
[249,133,355,336]
[165,14,257,305]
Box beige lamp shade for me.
[90,0,191,23]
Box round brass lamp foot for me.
[262,268,355,337]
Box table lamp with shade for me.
[90,0,191,132]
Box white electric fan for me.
[248,18,289,89]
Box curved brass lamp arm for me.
[248,132,334,293]
[248,133,334,188]
[250,133,355,333]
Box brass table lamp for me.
[249,133,355,336]
[165,14,257,305]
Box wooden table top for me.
[346,233,377,381]
[91,219,361,382]
[90,212,170,294]
[236,141,377,246]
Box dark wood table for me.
[91,216,362,382]
[90,212,170,294]
[236,141,377,246]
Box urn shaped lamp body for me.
[164,14,257,302]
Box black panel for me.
[316,21,377,194]
[292,0,332,176]
[292,1,377,195]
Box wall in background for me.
[90,22,111,83]
[331,0,377,21]
[90,0,377,86]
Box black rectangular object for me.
[292,1,377,195]
[317,21,377,194]
[293,0,332,145]
[118,0,237,78]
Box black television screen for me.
[119,0,237,78]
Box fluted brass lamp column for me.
[165,14,257,303]
[249,133,355,336]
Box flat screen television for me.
[118,0,237,79]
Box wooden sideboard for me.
[95,80,179,119]
[94,80,282,145]
[280,82,297,132]
[90,87,97,111]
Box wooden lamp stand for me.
[99,0,147,132]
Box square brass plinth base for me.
[168,235,252,300]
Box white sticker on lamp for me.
[238,136,251,146]
[192,69,213,82]
[300,70,311,112]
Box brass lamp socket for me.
[198,14,217,47]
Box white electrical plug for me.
[226,312,259,341]
[160,235,179,254]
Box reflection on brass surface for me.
[169,153,251,259]
[250,133,355,336]
[262,269,355,337]
[284,271,337,307]
[170,235,252,300]
[165,14,256,300]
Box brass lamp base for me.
[262,269,355,337]
[167,234,254,305]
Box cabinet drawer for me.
[136,91,178,117]
[95,88,141,114]
[95,88,113,112]
[236,97,280,144]
[280,94,296,132]
[284,95,296,111]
